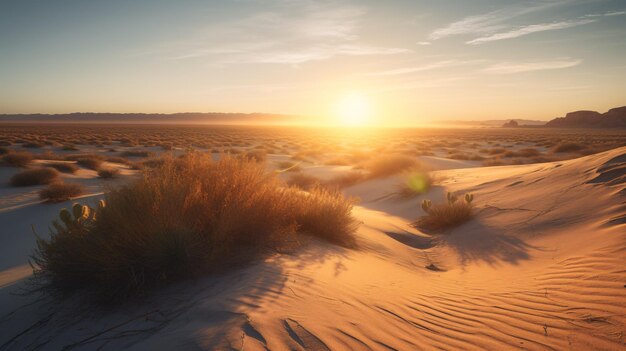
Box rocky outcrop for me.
[545,106,626,128]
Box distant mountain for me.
[545,106,626,128]
[0,112,301,124]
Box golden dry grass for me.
[39,182,85,202]
[2,151,34,167]
[31,153,357,302]
[10,168,59,187]
[414,200,473,232]
[97,168,120,179]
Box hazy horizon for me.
[1,0,625,125]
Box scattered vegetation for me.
[414,192,474,232]
[363,154,420,178]
[2,151,34,167]
[39,182,85,202]
[552,142,585,153]
[75,157,103,170]
[97,168,120,179]
[47,162,79,174]
[31,154,357,302]
[10,168,59,187]
[286,172,321,190]
[120,150,152,157]
[324,171,365,189]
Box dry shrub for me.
[415,200,473,232]
[39,182,85,202]
[487,148,506,155]
[516,148,541,157]
[244,149,267,162]
[47,162,79,174]
[10,168,59,187]
[64,154,104,170]
[31,153,357,302]
[552,142,585,153]
[97,168,120,179]
[76,157,103,170]
[120,150,152,158]
[364,154,419,178]
[324,171,365,189]
[105,156,131,165]
[287,172,321,190]
[3,151,34,167]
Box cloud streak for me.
[428,2,561,40]
[363,60,483,77]
[428,3,625,45]
[467,18,595,44]
[165,1,410,64]
[483,58,582,74]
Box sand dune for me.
[0,148,625,350]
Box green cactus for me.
[421,199,432,212]
[56,202,100,234]
[465,193,474,204]
[72,203,86,220]
[59,208,72,226]
[447,192,458,205]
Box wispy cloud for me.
[229,44,409,65]
[428,2,560,40]
[165,1,409,64]
[483,58,582,74]
[427,3,625,45]
[583,10,626,18]
[467,19,595,45]
[363,59,483,77]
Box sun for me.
[335,92,372,126]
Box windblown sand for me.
[0,148,624,350]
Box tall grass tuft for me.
[31,153,357,302]
[414,192,474,232]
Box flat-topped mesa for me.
[545,106,626,128]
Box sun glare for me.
[336,93,371,126]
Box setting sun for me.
[335,93,372,126]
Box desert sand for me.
[0,147,625,350]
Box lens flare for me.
[407,172,430,194]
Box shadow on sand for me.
[435,220,541,268]
[0,208,352,351]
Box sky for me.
[0,0,625,124]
